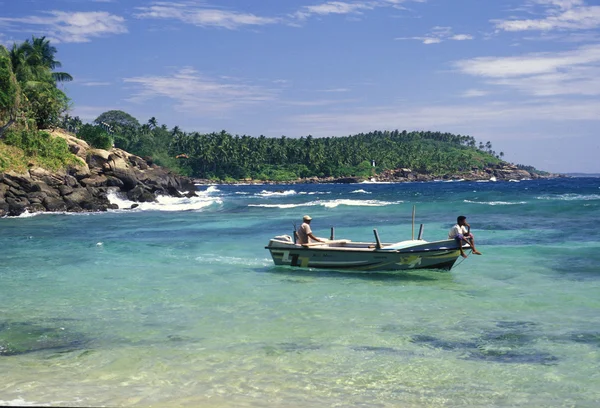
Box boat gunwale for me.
[266,239,463,254]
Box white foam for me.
[257,189,297,197]
[9,210,100,218]
[351,189,371,194]
[16,211,39,218]
[464,199,527,206]
[301,191,330,195]
[248,199,401,209]
[321,199,399,208]
[107,190,222,212]
[199,186,220,195]
[536,194,600,201]
[195,254,271,267]
[0,398,57,407]
[361,180,393,184]
[248,203,307,209]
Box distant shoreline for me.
[564,173,600,178]
[193,165,566,185]
[192,174,568,185]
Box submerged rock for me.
[0,321,89,356]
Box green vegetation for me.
[77,124,113,151]
[94,117,505,181]
[0,129,78,171]
[0,36,77,171]
[167,129,505,181]
[1,37,529,181]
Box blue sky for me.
[1,0,599,173]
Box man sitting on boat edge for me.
[297,215,325,245]
[449,215,483,258]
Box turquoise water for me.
[1,179,599,407]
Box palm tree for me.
[148,117,157,129]
[0,45,21,138]
[6,37,71,129]
[22,36,73,83]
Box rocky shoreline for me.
[0,131,196,217]
[194,163,564,185]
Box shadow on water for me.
[0,321,90,357]
[568,332,600,347]
[393,321,560,365]
[254,265,451,283]
[540,246,600,280]
[262,342,322,356]
[256,320,561,365]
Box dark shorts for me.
[455,233,473,242]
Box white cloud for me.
[451,34,474,41]
[532,0,584,10]
[70,105,119,121]
[454,44,600,78]
[396,26,474,44]
[79,81,112,87]
[461,89,489,98]
[317,88,351,92]
[135,1,424,28]
[495,0,600,32]
[285,99,600,138]
[135,2,279,29]
[293,1,376,20]
[282,98,358,107]
[454,44,600,96]
[123,67,280,114]
[0,11,127,43]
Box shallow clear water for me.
[1,179,600,407]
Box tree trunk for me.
[0,118,15,139]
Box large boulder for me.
[127,185,156,202]
[108,168,140,191]
[68,164,92,181]
[43,196,68,212]
[86,149,111,168]
[0,198,10,217]
[6,196,29,216]
[80,174,108,188]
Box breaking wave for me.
[464,200,527,206]
[248,199,402,209]
[107,186,222,212]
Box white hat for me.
[303,215,312,221]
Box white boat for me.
[266,228,468,272]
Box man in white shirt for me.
[297,215,324,245]
[449,215,482,258]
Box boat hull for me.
[266,238,463,272]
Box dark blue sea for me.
[1,178,599,407]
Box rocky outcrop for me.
[373,163,561,183]
[194,163,563,185]
[0,131,196,217]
